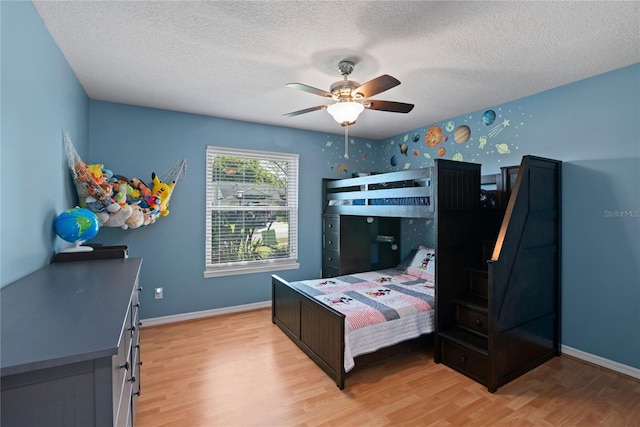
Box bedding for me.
[288,268,435,372]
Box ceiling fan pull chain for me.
[344,126,349,159]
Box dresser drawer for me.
[323,232,339,252]
[456,305,488,336]
[112,304,132,411]
[323,215,340,233]
[441,339,487,384]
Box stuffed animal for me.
[96,211,110,226]
[84,196,104,214]
[141,207,158,226]
[123,204,144,229]
[102,204,133,228]
[86,164,105,184]
[114,186,128,206]
[151,172,176,217]
[130,177,153,208]
[74,161,94,184]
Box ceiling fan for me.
[283,60,414,127]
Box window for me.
[205,146,299,277]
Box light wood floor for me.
[137,308,640,427]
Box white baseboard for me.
[561,344,640,380]
[141,300,272,327]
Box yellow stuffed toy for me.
[151,172,176,216]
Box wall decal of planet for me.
[425,126,442,147]
[412,133,420,142]
[390,155,398,166]
[452,153,463,161]
[482,110,496,126]
[445,121,455,132]
[437,147,446,157]
[399,143,408,156]
[454,125,470,144]
[337,163,348,173]
[495,143,511,154]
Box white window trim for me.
[204,146,299,278]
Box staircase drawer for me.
[441,339,487,384]
[456,305,488,336]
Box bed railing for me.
[324,168,433,218]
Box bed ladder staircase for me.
[437,240,495,388]
[436,156,562,393]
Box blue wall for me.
[0,1,89,286]
[1,0,637,371]
[88,101,379,318]
[379,64,640,369]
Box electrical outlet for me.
[154,287,163,299]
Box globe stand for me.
[58,241,95,253]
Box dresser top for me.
[1,257,143,377]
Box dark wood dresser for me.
[1,257,143,426]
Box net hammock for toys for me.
[64,133,187,229]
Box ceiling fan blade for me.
[283,105,328,117]
[365,100,415,113]
[354,74,401,98]
[286,83,333,98]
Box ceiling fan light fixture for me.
[327,101,364,126]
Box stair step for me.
[453,297,488,313]
[467,268,489,299]
[439,328,488,355]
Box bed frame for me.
[272,274,347,388]
[273,156,561,391]
[272,159,482,389]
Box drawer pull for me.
[134,303,140,308]
[129,375,136,383]
[119,361,129,371]
[328,224,332,228]
[134,390,141,397]
[475,319,482,326]
[460,355,467,363]
[137,361,143,367]
[137,286,143,292]
[328,240,333,245]
[328,257,333,261]
[138,321,143,327]
[129,325,137,332]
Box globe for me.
[55,207,100,252]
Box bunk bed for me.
[272,160,481,389]
[271,156,561,391]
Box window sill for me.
[204,261,300,278]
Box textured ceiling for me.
[33,1,640,140]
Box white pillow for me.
[406,246,435,282]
